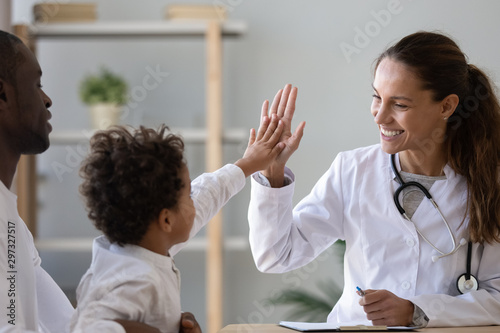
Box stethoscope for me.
[390,154,478,294]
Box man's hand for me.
[180,312,202,333]
[359,289,414,326]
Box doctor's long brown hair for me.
[375,31,500,244]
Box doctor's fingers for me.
[361,292,414,326]
[365,305,413,327]
[286,121,306,152]
[358,289,389,306]
[274,121,305,165]
[276,84,292,117]
[260,100,269,127]
[361,300,398,324]
[281,86,298,126]
[269,87,285,116]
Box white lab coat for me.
[248,144,500,327]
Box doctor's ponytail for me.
[446,64,500,244]
[375,31,500,244]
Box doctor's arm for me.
[248,153,346,273]
[408,241,500,327]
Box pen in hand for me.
[356,286,365,297]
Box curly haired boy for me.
[71,118,286,333]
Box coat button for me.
[401,281,411,290]
[406,238,415,247]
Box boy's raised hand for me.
[234,112,285,177]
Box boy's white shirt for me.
[71,163,246,333]
[70,236,181,333]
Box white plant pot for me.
[89,103,122,130]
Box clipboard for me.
[279,321,418,332]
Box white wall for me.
[12,0,500,331]
[0,0,11,31]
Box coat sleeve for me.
[248,154,347,273]
[170,164,246,256]
[410,241,500,327]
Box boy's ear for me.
[157,208,173,233]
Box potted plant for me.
[265,241,346,322]
[79,67,128,130]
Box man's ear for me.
[0,80,7,102]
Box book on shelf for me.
[165,4,227,21]
[33,2,97,23]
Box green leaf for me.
[79,67,128,106]
[266,279,342,322]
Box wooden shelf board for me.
[28,20,247,38]
[49,128,248,145]
[35,236,248,252]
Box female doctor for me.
[248,31,500,327]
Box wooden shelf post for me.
[206,20,223,333]
[13,24,38,236]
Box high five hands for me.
[260,84,306,187]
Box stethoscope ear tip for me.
[459,238,467,246]
[431,255,440,263]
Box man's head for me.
[0,30,53,155]
[0,31,25,91]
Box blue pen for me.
[356,286,365,297]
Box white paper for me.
[279,321,417,331]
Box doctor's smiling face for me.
[370,57,454,159]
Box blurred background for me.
[5,0,500,331]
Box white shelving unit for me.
[15,20,247,333]
[35,236,249,252]
[49,128,248,145]
[29,20,246,37]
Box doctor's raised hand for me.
[248,31,500,329]
[259,84,306,187]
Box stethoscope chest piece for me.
[456,240,478,294]
[456,273,478,294]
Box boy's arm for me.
[170,114,285,256]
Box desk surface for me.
[219,324,500,333]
